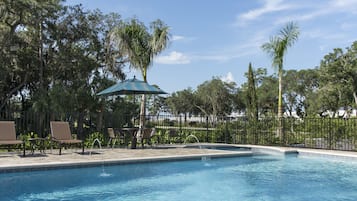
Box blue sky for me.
[67,0,357,93]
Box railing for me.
[1,109,357,151]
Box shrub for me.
[84,132,105,148]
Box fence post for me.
[281,118,285,146]
[243,119,247,144]
[225,117,229,143]
[206,116,209,142]
[328,118,332,150]
[179,115,182,143]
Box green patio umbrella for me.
[97,76,166,96]
[97,76,166,149]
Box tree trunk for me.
[96,108,103,132]
[277,69,284,139]
[353,91,357,108]
[77,112,85,140]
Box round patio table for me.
[28,138,46,155]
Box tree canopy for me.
[2,1,357,128]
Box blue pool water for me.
[1,154,357,201]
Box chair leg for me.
[50,140,53,154]
[59,144,62,155]
[23,142,26,156]
[107,138,112,148]
[112,139,117,148]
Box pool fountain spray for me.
[90,138,111,177]
[183,134,201,148]
[184,134,210,162]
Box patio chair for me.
[50,121,84,155]
[107,128,116,148]
[0,121,25,156]
[107,128,127,148]
[168,129,180,144]
[140,128,156,148]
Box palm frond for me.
[150,19,171,56]
[108,18,170,81]
[261,21,299,71]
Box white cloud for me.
[332,0,357,9]
[275,0,357,25]
[191,30,269,63]
[303,29,346,41]
[172,35,196,42]
[155,51,190,64]
[221,72,235,83]
[331,0,357,14]
[193,55,231,62]
[237,0,293,25]
[172,35,185,41]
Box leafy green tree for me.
[284,69,319,118]
[347,42,357,107]
[283,70,299,117]
[148,95,166,116]
[109,18,170,128]
[46,6,127,136]
[166,88,196,123]
[195,78,235,123]
[0,2,126,135]
[0,0,62,111]
[317,43,357,117]
[257,74,279,117]
[103,13,126,80]
[231,87,245,114]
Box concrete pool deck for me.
[1,144,357,171]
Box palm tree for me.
[109,18,170,128]
[261,22,299,137]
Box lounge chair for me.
[0,121,25,156]
[50,121,84,155]
[140,128,156,148]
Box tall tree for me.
[257,73,279,116]
[246,63,258,121]
[284,69,319,118]
[297,69,319,117]
[0,0,62,111]
[261,22,299,119]
[283,70,299,117]
[109,18,170,128]
[261,22,299,137]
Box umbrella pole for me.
[133,94,136,126]
[136,94,146,144]
[139,94,146,128]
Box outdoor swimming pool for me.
[1,154,357,201]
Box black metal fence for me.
[1,109,357,151]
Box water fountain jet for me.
[90,138,111,177]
